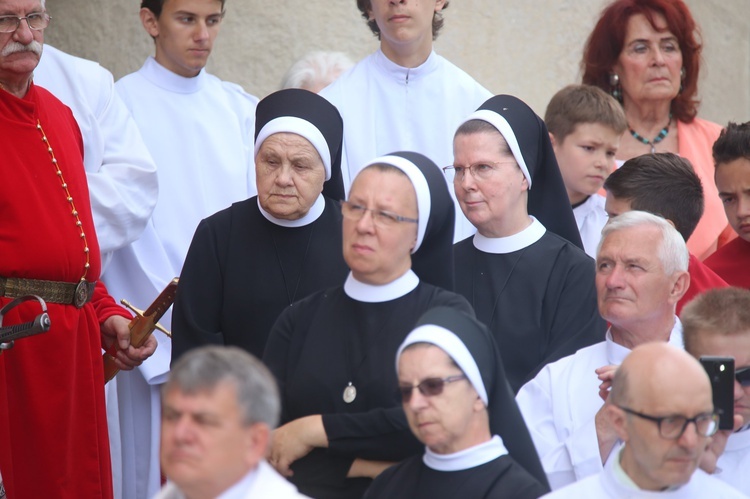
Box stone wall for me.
[44,0,749,125]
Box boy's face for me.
[367,0,445,59]
[551,123,621,205]
[715,157,750,242]
[141,0,224,78]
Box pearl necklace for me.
[37,119,91,282]
[629,114,672,154]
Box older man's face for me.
[0,0,45,85]
[596,225,681,330]
[161,382,262,497]
[616,351,714,490]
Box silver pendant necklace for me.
[343,382,357,404]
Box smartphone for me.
[700,356,735,430]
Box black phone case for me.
[700,356,735,430]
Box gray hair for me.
[281,51,353,92]
[598,210,688,276]
[163,346,280,428]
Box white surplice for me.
[103,56,258,499]
[542,446,748,498]
[516,319,684,490]
[320,49,491,241]
[716,427,750,494]
[573,194,608,259]
[34,45,158,269]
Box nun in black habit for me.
[451,95,606,392]
[364,306,549,499]
[262,152,472,499]
[171,88,349,361]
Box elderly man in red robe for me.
[0,1,157,497]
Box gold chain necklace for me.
[36,119,91,282]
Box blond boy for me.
[545,85,626,257]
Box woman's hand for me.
[347,459,395,479]
[269,415,327,477]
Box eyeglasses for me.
[736,366,750,387]
[398,375,467,403]
[617,406,719,439]
[442,161,515,182]
[340,200,418,228]
[0,12,50,33]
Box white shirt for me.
[320,49,492,242]
[516,319,684,490]
[573,194,607,259]
[104,56,258,499]
[542,446,748,498]
[34,45,158,269]
[153,461,310,499]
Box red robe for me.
[704,237,750,289]
[0,84,129,498]
[677,253,730,315]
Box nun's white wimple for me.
[459,110,532,188]
[396,324,488,405]
[255,116,332,180]
[360,155,430,253]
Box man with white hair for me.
[517,210,691,489]
[0,0,156,496]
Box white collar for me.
[257,195,325,227]
[611,445,685,493]
[343,270,419,303]
[141,56,206,94]
[373,48,439,83]
[423,435,508,472]
[216,466,258,499]
[472,217,546,254]
[608,317,683,358]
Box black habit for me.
[363,454,547,499]
[454,227,605,392]
[171,196,348,359]
[263,280,473,499]
[454,95,605,391]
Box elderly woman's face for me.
[614,12,683,107]
[398,344,485,454]
[343,168,417,285]
[255,132,326,220]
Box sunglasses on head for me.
[398,375,467,403]
[736,366,750,387]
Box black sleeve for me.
[323,288,473,460]
[524,246,606,385]
[171,217,227,364]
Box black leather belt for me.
[0,277,95,308]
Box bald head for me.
[611,343,711,408]
[609,343,715,491]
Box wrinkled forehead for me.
[0,0,43,13]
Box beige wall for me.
[44,0,749,125]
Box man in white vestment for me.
[542,343,747,498]
[34,44,158,270]
[155,346,309,499]
[517,211,691,490]
[320,0,491,241]
[681,288,750,494]
[103,1,258,497]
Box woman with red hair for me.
[582,0,732,260]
